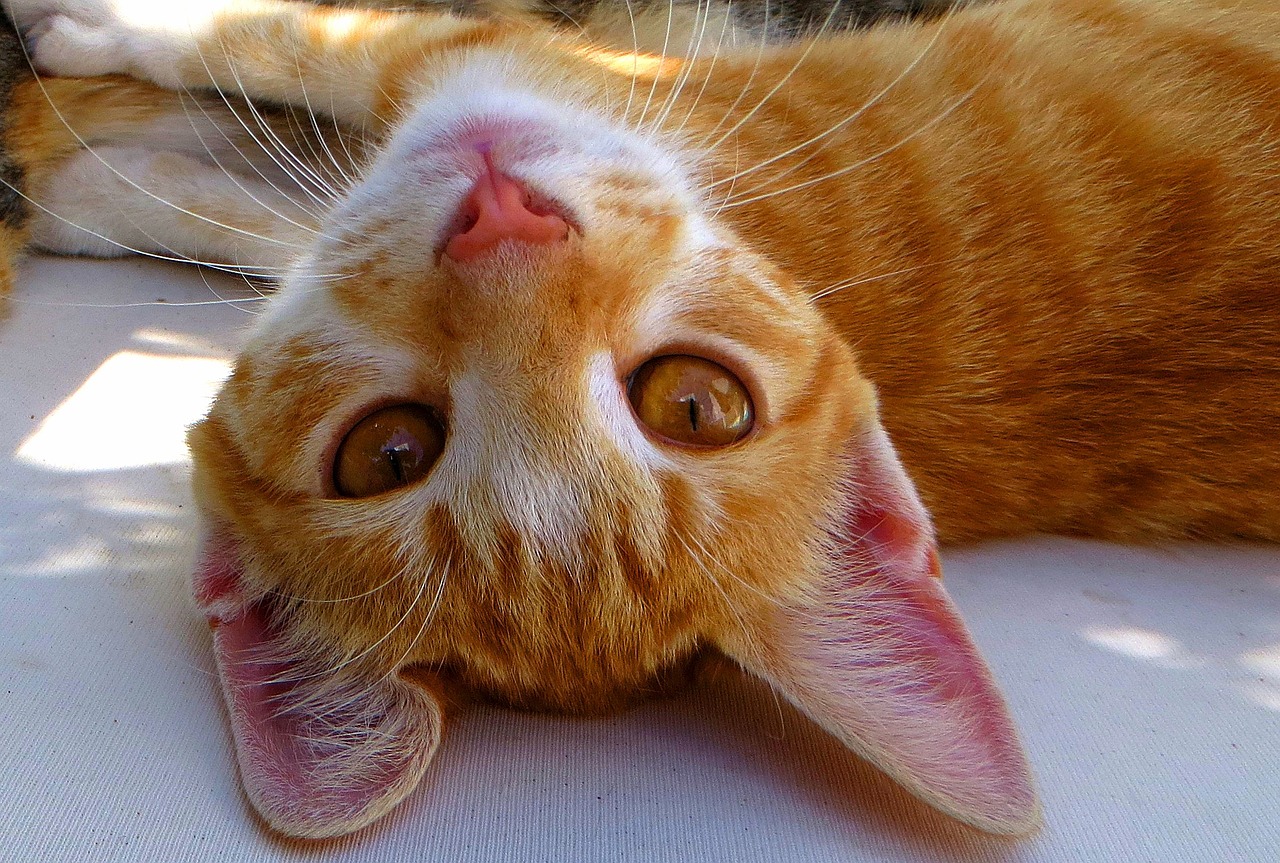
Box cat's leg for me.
[7,75,323,273]
[29,143,319,272]
[4,0,506,128]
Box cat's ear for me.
[194,531,442,839]
[719,420,1041,836]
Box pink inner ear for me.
[724,424,1042,835]
[194,531,443,839]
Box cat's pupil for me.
[627,356,754,447]
[333,405,445,498]
[384,442,413,483]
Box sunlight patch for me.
[1080,625,1202,669]
[15,350,231,472]
[574,47,680,78]
[1238,681,1280,713]
[1239,645,1280,681]
[1083,626,1180,660]
[131,327,235,358]
[0,534,113,578]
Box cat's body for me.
[4,0,1278,845]
[718,0,1280,544]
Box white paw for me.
[22,12,127,77]
[3,0,229,83]
[3,0,109,30]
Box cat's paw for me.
[3,0,227,84]
[3,0,105,27]
[21,12,128,77]
[3,0,112,39]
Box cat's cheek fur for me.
[193,527,445,839]
[720,420,1042,836]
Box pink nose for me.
[444,155,569,262]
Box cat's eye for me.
[333,404,445,498]
[627,355,754,447]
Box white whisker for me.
[807,264,930,302]
[721,78,987,209]
[703,0,846,153]
[286,38,362,190]
[0,171,294,277]
[544,2,589,38]
[329,89,369,179]
[11,295,265,309]
[621,0,641,123]
[174,93,329,242]
[196,33,341,213]
[649,0,713,135]
[669,0,736,140]
[677,528,789,738]
[710,135,743,219]
[377,552,451,687]
[195,262,264,315]
[16,79,315,256]
[281,39,358,189]
[261,548,437,688]
[635,0,677,131]
[708,2,960,191]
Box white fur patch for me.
[585,351,671,472]
[437,369,587,557]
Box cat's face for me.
[186,58,1036,839]
[189,70,872,712]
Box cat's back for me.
[715,0,1280,543]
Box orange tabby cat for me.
[7,0,1279,844]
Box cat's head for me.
[187,62,1039,840]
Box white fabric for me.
[2,255,1277,861]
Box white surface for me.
[2,254,1278,862]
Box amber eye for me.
[332,404,445,498]
[627,355,754,447]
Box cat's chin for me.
[440,650,713,716]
